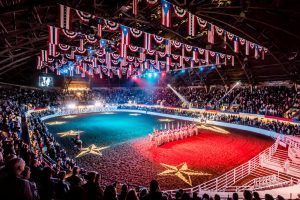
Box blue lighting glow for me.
[147,73,153,78]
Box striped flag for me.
[188,13,196,36]
[144,33,152,50]
[192,48,198,61]
[48,26,60,45]
[37,56,42,69]
[223,31,227,49]
[97,23,102,38]
[207,23,215,44]
[59,5,71,30]
[166,56,171,72]
[121,25,130,45]
[133,0,138,16]
[120,44,128,58]
[48,43,56,56]
[245,40,250,55]
[161,0,171,27]
[41,50,48,61]
[140,49,146,61]
[234,36,239,53]
[216,53,220,65]
[79,39,84,50]
[205,50,209,64]
[165,39,171,54]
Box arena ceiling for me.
[0,0,299,86]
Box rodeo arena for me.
[1,0,300,200]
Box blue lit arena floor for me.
[45,112,273,190]
[45,112,179,146]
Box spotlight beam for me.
[167,84,190,108]
[218,81,241,103]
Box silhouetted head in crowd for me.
[7,157,25,177]
[149,179,160,193]
[215,194,221,200]
[87,171,97,183]
[182,192,191,200]
[72,166,80,176]
[276,195,285,200]
[203,193,210,200]
[265,194,274,200]
[253,192,261,200]
[243,190,252,200]
[21,166,31,180]
[233,192,239,200]
[58,170,66,181]
[104,185,117,200]
[126,189,139,200]
[139,188,148,199]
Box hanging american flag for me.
[192,48,198,61]
[48,43,56,56]
[223,31,227,49]
[106,52,111,69]
[121,25,130,45]
[48,26,60,45]
[245,40,250,55]
[41,50,48,62]
[161,0,171,27]
[36,56,42,69]
[97,23,102,38]
[234,36,239,53]
[140,49,146,61]
[188,13,196,36]
[165,39,171,54]
[255,45,258,59]
[207,23,215,44]
[216,53,220,65]
[120,44,128,58]
[79,39,84,50]
[144,33,152,50]
[180,56,184,68]
[133,0,138,16]
[59,5,71,30]
[166,56,171,72]
[205,50,209,64]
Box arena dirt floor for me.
[60,124,274,190]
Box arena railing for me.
[163,137,280,196]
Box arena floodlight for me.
[95,101,102,107]
[67,103,76,109]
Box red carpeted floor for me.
[74,125,274,190]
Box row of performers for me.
[149,124,199,146]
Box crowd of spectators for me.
[0,85,300,199]
[60,86,300,118]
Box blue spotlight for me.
[154,72,158,77]
[181,69,185,73]
[147,73,153,78]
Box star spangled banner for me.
[121,25,130,45]
[161,0,171,28]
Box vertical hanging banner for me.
[121,25,130,45]
[41,50,48,62]
[59,5,71,30]
[97,23,102,38]
[48,26,60,45]
[133,0,138,16]
[205,50,209,64]
[188,13,196,36]
[37,56,42,69]
[245,40,250,56]
[161,0,171,28]
[192,48,198,61]
[166,56,171,72]
[165,39,171,54]
[234,36,239,53]
[144,32,152,50]
[120,44,128,58]
[48,43,56,56]
[79,39,84,51]
[207,23,215,44]
[223,31,227,49]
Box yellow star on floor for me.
[76,144,109,158]
[158,162,211,186]
[57,130,83,137]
